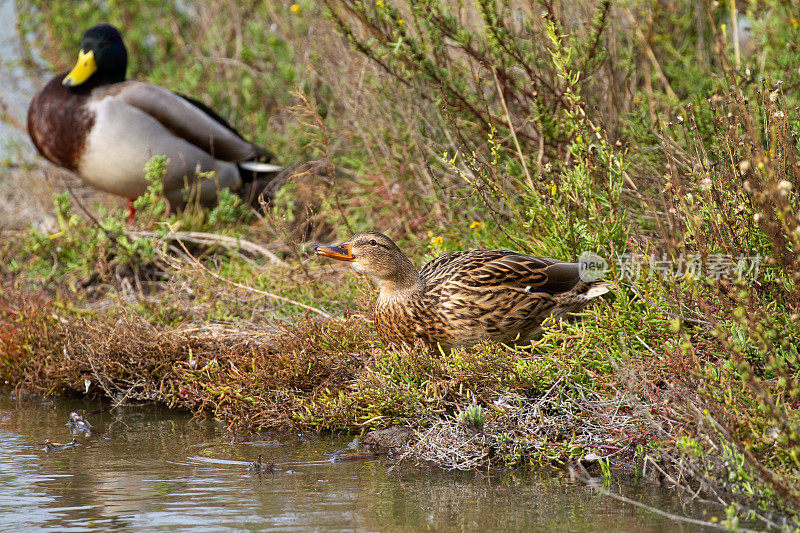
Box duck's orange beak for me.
[314,242,355,262]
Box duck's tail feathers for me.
[560,280,614,305]
[237,160,285,206]
[236,163,286,207]
[239,161,284,174]
[584,282,614,299]
[237,161,285,186]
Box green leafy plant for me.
[456,403,485,431]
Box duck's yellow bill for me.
[62,49,97,87]
[314,243,355,262]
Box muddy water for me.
[0,392,722,532]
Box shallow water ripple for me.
[0,392,719,532]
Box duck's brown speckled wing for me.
[417,250,591,346]
[420,250,581,295]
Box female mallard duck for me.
[27,24,282,207]
[315,232,610,348]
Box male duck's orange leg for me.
[127,198,136,222]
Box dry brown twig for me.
[129,230,287,266]
[621,7,678,101]
[165,237,333,319]
[406,378,651,471]
[492,69,534,189]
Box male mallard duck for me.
[27,24,281,207]
[315,232,610,348]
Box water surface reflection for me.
[0,392,718,531]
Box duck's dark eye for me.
[368,239,377,246]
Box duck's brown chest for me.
[27,75,95,171]
[374,296,448,347]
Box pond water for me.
[0,391,721,532]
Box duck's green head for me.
[63,24,127,88]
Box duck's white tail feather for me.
[239,161,284,173]
[584,282,614,299]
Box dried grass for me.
[408,379,652,471]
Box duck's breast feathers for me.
[27,73,95,171]
[104,81,260,161]
[420,249,582,295]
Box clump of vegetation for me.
[2,0,800,527]
[456,404,485,431]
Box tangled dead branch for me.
[408,380,653,471]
